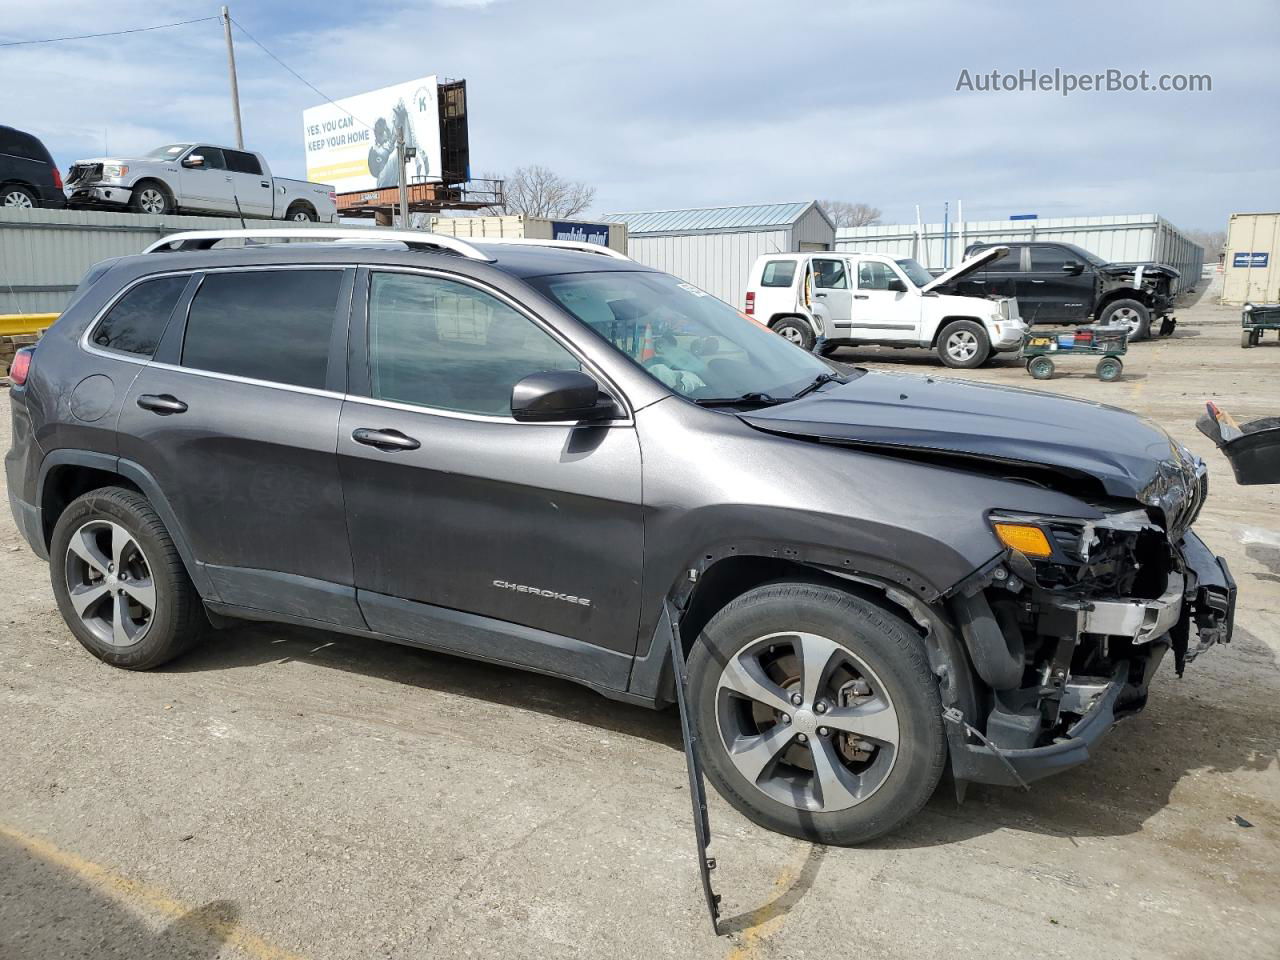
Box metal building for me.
[426,214,628,254]
[602,201,835,305]
[1222,212,1280,305]
[834,214,1205,295]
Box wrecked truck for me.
[6,228,1233,852]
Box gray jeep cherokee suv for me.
[5,228,1235,845]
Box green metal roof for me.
[603,201,823,236]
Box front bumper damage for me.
[945,529,1235,788]
[65,184,133,207]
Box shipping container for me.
[1222,212,1280,305]
[426,214,627,253]
[602,201,835,305]
[834,213,1205,295]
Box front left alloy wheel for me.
[50,487,205,670]
[688,582,946,844]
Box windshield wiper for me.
[694,392,785,408]
[790,372,846,400]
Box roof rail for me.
[472,237,631,260]
[141,228,494,261]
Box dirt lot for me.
[1,277,1277,960]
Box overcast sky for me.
[3,0,1277,231]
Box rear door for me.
[177,146,235,213]
[223,149,274,217]
[848,259,918,341]
[117,265,362,628]
[336,268,644,686]
[810,257,853,331]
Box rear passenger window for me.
[368,272,580,417]
[91,275,188,357]
[760,261,796,287]
[225,150,263,175]
[181,270,342,389]
[813,259,848,289]
[982,248,1021,272]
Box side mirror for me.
[1062,260,1084,275]
[511,370,615,423]
[886,278,908,293]
[182,154,205,168]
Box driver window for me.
[857,260,897,290]
[812,259,848,289]
[190,146,226,171]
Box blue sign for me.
[1009,213,1038,221]
[550,221,610,246]
[1233,251,1270,268]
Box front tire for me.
[129,181,172,216]
[49,487,205,670]
[1099,298,1150,341]
[687,582,946,845]
[772,317,816,351]
[936,320,990,368]
[1242,330,1255,348]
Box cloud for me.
[2,0,1275,230]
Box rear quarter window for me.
[90,275,189,357]
[760,261,797,287]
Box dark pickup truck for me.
[939,241,1180,341]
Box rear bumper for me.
[6,488,45,560]
[950,531,1233,788]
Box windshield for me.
[894,259,933,288]
[527,271,834,401]
[145,143,192,159]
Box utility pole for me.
[221,6,245,149]
[396,124,410,229]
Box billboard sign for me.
[304,76,442,194]
[550,221,610,246]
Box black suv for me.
[942,241,1180,341]
[5,229,1235,844]
[0,125,65,209]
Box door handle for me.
[260,181,270,188]
[853,294,869,300]
[970,279,986,284]
[225,176,233,182]
[1030,279,1046,284]
[136,394,187,415]
[352,427,421,452]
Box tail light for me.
[745,291,755,316]
[52,167,64,190]
[328,191,337,202]
[8,346,34,387]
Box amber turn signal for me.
[992,522,1053,559]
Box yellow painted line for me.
[0,313,57,336]
[0,823,308,960]
[725,850,808,960]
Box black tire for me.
[1,184,38,209]
[1099,298,1151,341]
[771,316,816,351]
[1096,357,1123,381]
[286,202,318,222]
[49,486,205,670]
[1027,356,1055,380]
[936,320,990,368]
[687,582,946,845]
[1242,330,1254,348]
[129,180,172,216]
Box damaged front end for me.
[942,480,1235,789]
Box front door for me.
[177,146,236,213]
[116,266,361,627]
[1023,245,1090,324]
[337,269,645,688]
[849,259,919,341]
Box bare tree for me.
[819,200,882,228]
[483,165,596,218]
[1186,228,1227,260]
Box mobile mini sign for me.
[303,76,443,194]
[551,221,611,246]
[1233,252,1270,268]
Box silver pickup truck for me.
[65,142,337,222]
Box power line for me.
[0,15,218,48]
[230,17,373,131]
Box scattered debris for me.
[1233,815,1254,828]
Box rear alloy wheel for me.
[1099,298,1151,341]
[772,317,816,351]
[1,185,37,208]
[287,203,318,222]
[688,582,946,844]
[50,487,205,670]
[937,320,990,368]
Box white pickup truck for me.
[65,142,337,222]
[744,246,1026,368]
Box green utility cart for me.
[1021,325,1129,381]
[1241,302,1280,347]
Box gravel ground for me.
[1,276,1276,960]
